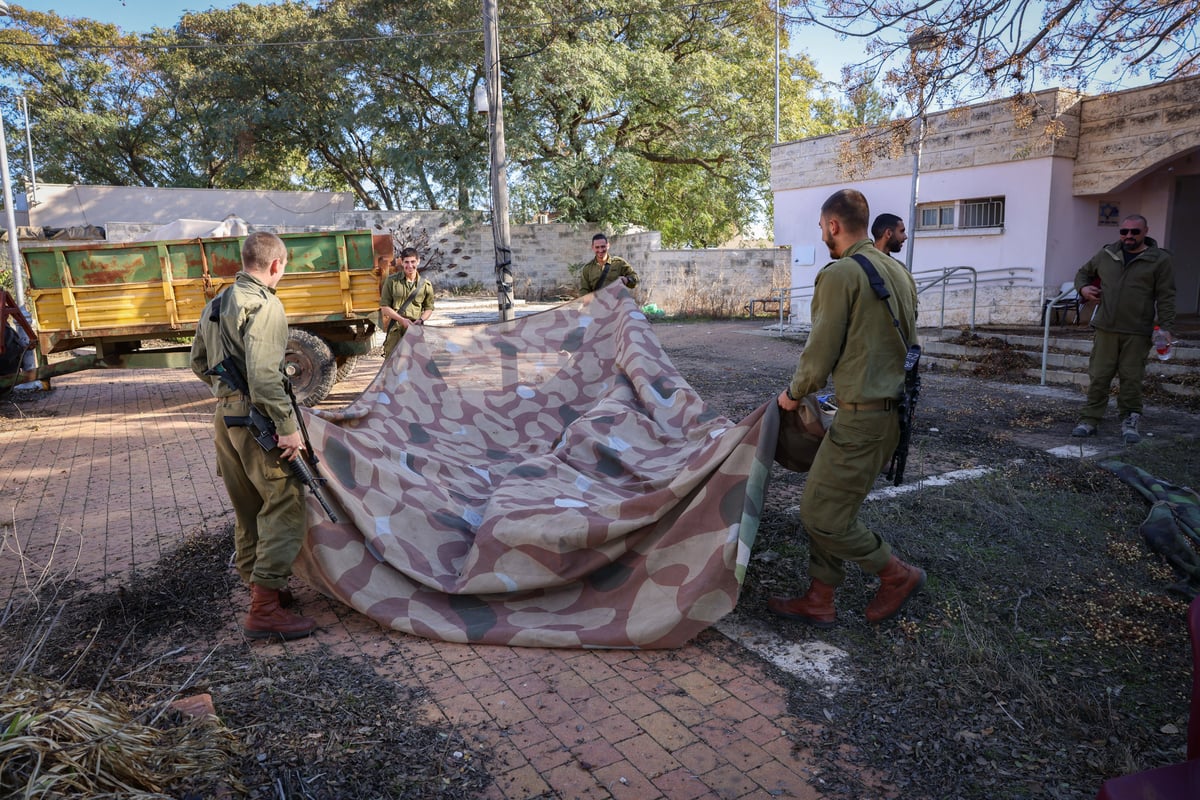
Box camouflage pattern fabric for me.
[294,286,778,648]
[1102,460,1200,599]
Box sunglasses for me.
[1119,228,1142,235]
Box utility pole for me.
[482,0,514,322]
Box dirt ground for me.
[661,319,1200,800]
[654,319,1199,477]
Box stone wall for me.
[333,210,785,315]
[771,87,1082,191]
[104,209,788,317]
[640,249,791,316]
[1073,75,1200,194]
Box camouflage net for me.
[296,286,777,648]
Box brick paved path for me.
[0,366,886,800]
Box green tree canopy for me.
[0,0,842,245]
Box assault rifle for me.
[885,344,921,486]
[849,253,920,487]
[205,357,340,522]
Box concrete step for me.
[921,333,1200,397]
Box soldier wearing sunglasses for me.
[1071,215,1176,444]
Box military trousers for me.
[212,396,307,590]
[381,322,412,358]
[1080,329,1152,423]
[798,406,899,586]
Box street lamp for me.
[481,0,514,323]
[0,1,24,309]
[904,26,943,274]
[774,1,780,143]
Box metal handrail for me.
[771,265,1034,335]
[912,266,977,330]
[1040,284,1079,385]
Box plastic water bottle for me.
[1152,326,1172,361]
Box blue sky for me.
[32,1,244,30]
[30,1,854,83]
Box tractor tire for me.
[335,354,359,383]
[284,328,336,407]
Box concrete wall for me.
[772,76,1200,326]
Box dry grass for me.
[0,528,490,799]
[0,674,241,798]
[744,445,1199,799]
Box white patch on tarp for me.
[574,475,592,493]
[709,427,728,439]
[607,435,631,452]
[630,311,647,321]
[470,466,492,484]
[577,316,593,328]
[554,498,589,508]
[462,508,483,528]
[516,385,536,399]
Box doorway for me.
[1170,175,1200,315]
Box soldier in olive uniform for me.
[579,233,638,293]
[770,189,926,627]
[191,232,316,641]
[379,247,435,358]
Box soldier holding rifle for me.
[770,189,926,628]
[191,232,317,641]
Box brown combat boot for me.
[244,584,316,641]
[245,583,295,608]
[864,556,926,623]
[767,579,837,628]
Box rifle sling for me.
[850,253,910,351]
[386,277,426,330]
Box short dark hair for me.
[1121,214,1148,230]
[398,247,419,260]
[821,189,870,234]
[871,213,903,240]
[242,231,286,272]
[591,233,608,244]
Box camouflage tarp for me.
[294,286,777,648]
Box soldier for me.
[190,232,316,641]
[770,189,926,627]
[379,247,435,358]
[871,213,908,259]
[579,233,639,293]
[1071,214,1176,444]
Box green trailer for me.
[0,230,393,405]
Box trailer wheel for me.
[335,355,359,383]
[284,329,336,407]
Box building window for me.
[960,197,1005,229]
[918,197,1005,231]
[919,203,955,230]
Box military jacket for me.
[381,272,436,321]
[190,271,298,436]
[1074,237,1176,334]
[789,240,919,404]
[580,256,638,293]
